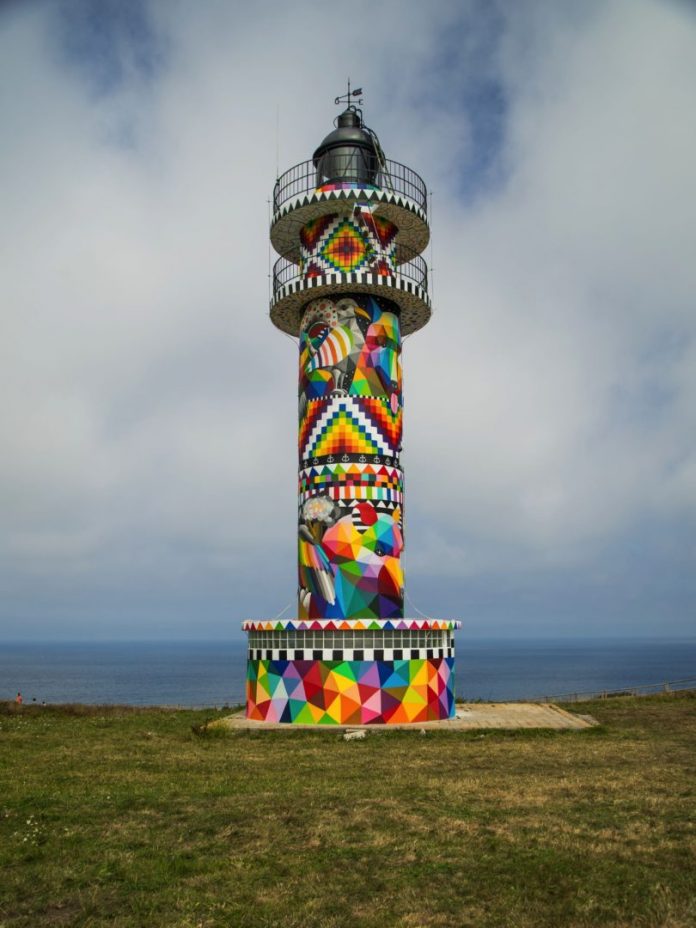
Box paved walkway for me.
[216,703,597,732]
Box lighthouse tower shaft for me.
[244,105,460,724]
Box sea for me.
[1,638,695,707]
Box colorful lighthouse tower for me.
[244,90,460,724]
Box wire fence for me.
[8,680,694,712]
[77,678,696,710]
[531,677,696,704]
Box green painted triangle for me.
[293,703,315,724]
[341,562,363,578]
[333,661,357,682]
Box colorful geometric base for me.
[246,657,455,724]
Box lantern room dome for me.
[312,108,379,188]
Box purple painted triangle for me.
[358,663,381,687]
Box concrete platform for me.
[214,703,597,732]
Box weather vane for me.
[334,78,363,107]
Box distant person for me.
[15,692,22,704]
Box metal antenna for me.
[275,103,280,180]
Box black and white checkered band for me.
[249,647,453,662]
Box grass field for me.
[1,692,694,928]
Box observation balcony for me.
[270,243,431,337]
[270,157,431,263]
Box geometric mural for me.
[299,294,402,408]
[299,461,403,498]
[299,461,403,504]
[298,502,403,619]
[299,209,397,280]
[298,288,406,621]
[247,656,455,724]
[299,396,402,463]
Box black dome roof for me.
[312,108,377,165]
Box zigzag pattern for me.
[274,185,427,225]
[299,462,403,490]
[299,397,402,462]
[299,462,404,507]
[242,618,462,631]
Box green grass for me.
[1,693,695,927]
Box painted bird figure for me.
[298,502,404,620]
[300,298,365,406]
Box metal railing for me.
[532,677,696,704]
[273,158,428,214]
[272,247,428,300]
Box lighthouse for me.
[243,89,460,724]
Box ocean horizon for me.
[2,637,695,707]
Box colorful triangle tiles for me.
[247,657,455,725]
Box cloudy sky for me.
[2,0,695,641]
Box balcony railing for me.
[273,158,428,215]
[272,247,428,300]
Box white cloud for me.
[406,0,696,565]
[1,0,694,637]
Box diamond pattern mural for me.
[320,219,371,273]
[299,212,397,281]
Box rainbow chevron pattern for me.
[300,397,402,463]
[247,657,455,724]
